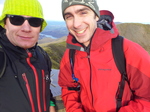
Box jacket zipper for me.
[22,73,36,112]
[87,52,94,108]
[42,70,47,111]
[26,51,42,112]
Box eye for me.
[82,11,87,14]
[80,10,88,16]
[65,15,73,20]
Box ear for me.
[4,23,7,29]
[4,18,8,29]
[4,24,6,29]
[96,16,99,22]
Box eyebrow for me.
[64,7,91,17]
[76,7,91,13]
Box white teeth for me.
[77,29,85,34]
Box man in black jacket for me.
[0,0,56,112]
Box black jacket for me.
[0,30,54,112]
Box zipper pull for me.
[22,73,27,84]
[26,49,32,57]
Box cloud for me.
[0,0,149,23]
[39,0,63,21]
[0,0,4,4]
[97,0,150,23]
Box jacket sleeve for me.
[119,39,150,111]
[58,50,84,112]
[43,48,56,107]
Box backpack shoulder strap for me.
[68,49,80,91]
[69,49,75,75]
[37,46,52,72]
[69,49,79,82]
[112,36,126,77]
[112,36,129,111]
[0,45,7,78]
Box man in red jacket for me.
[59,0,150,112]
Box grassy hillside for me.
[117,23,150,53]
[39,23,150,69]
[40,41,66,69]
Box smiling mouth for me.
[76,29,86,34]
[19,35,32,39]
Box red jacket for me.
[58,21,150,112]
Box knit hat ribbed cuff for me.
[0,0,47,32]
[62,0,100,19]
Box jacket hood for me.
[66,21,119,51]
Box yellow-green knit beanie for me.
[0,0,47,32]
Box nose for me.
[73,16,82,28]
[21,20,31,32]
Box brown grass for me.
[54,96,66,112]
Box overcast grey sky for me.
[0,0,149,24]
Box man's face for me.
[4,15,41,49]
[64,5,99,47]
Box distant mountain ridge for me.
[39,22,150,69]
[40,21,68,39]
[38,21,122,43]
[39,21,122,40]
